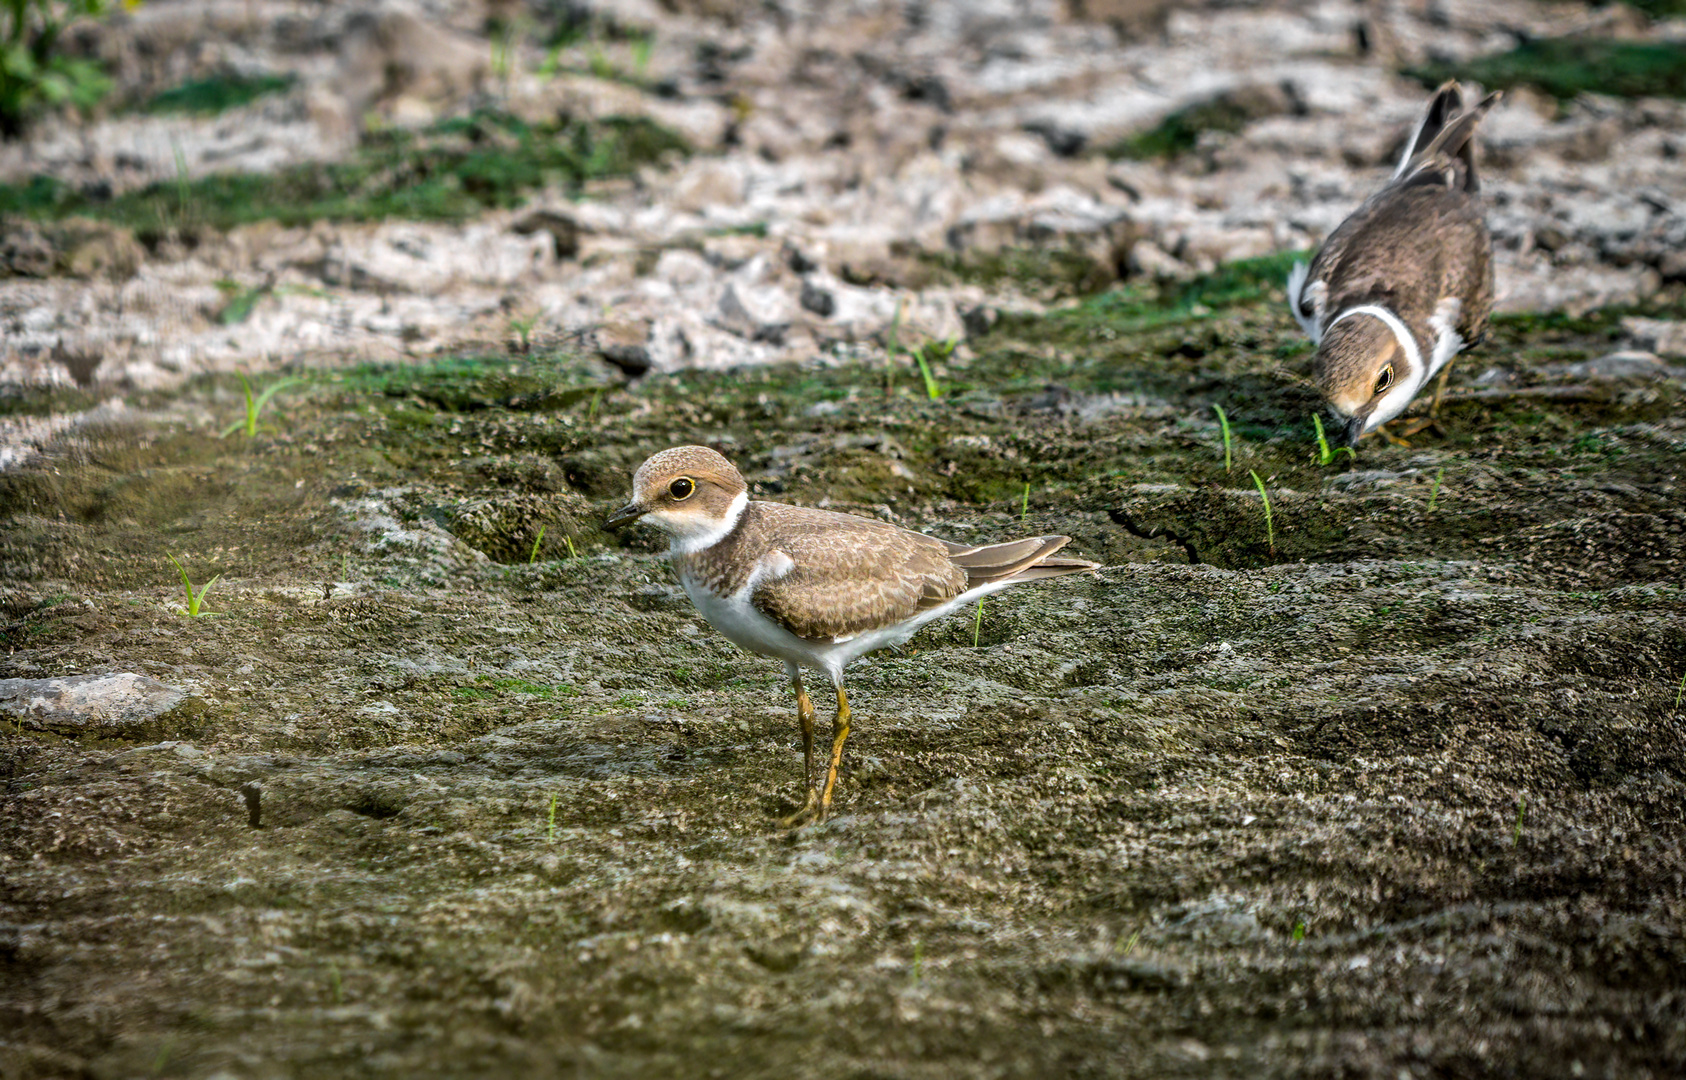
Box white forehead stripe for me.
[1327,305,1423,370]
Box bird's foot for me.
[1375,423,1415,448]
[778,787,824,830]
[1394,415,1447,442]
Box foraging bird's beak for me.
[1341,415,1366,449]
[604,502,645,530]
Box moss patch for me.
[919,246,1118,297]
[140,72,297,115]
[1409,38,1686,102]
[0,110,688,231]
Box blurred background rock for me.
[1,0,1683,393]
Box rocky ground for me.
[3,1,1686,1078]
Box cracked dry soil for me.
[3,299,1686,1079]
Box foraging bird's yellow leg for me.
[1399,359,1457,440]
[778,673,821,828]
[817,686,852,822]
[1375,423,1414,449]
[1428,358,1457,418]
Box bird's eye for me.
[1373,365,1395,395]
[668,477,695,500]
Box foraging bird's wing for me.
[1316,182,1492,326]
[1309,85,1499,335]
[748,507,966,642]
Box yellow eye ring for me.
[668,477,695,500]
[1373,365,1395,395]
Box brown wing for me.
[1318,183,1492,327]
[1310,87,1498,330]
[750,510,966,642]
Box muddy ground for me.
[3,278,1685,1078]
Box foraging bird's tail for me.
[1395,81,1501,194]
[1393,81,1463,178]
[941,536,1101,590]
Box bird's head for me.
[1313,311,1424,446]
[606,445,749,552]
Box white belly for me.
[679,572,844,681]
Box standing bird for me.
[606,446,1098,827]
[1287,81,1501,446]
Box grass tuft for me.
[1311,414,1356,466]
[222,372,302,439]
[529,525,546,564]
[166,554,221,617]
[508,312,540,354]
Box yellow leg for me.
[1374,423,1413,448]
[778,673,821,829]
[1428,358,1456,418]
[1398,358,1458,440]
[817,686,852,821]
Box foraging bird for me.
[606,446,1099,827]
[1287,81,1500,446]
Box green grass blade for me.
[166,554,192,600]
[192,573,222,617]
[251,376,303,417]
[885,300,904,397]
[1249,470,1275,554]
[913,346,941,400]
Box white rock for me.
[0,673,188,733]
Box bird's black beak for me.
[604,502,644,530]
[1341,415,1366,449]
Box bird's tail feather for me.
[1393,80,1463,179]
[941,536,1100,589]
[1398,83,1501,194]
